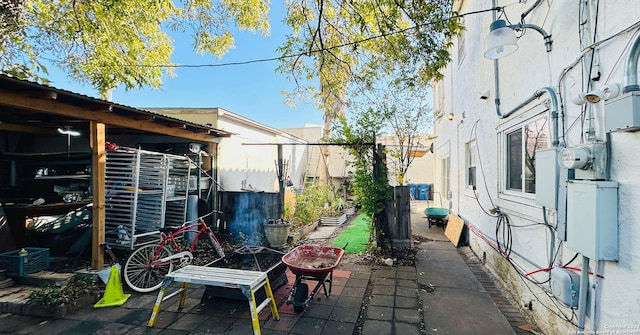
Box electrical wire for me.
[470,119,498,212]
[464,113,581,325]
[43,7,504,70]
[495,211,512,258]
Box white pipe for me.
[577,255,590,330]
[590,260,603,331]
[623,25,640,92]
[593,102,606,142]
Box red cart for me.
[282,244,346,312]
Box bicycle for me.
[121,218,226,293]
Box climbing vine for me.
[332,108,392,249]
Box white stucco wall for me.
[149,107,307,192]
[216,112,307,192]
[434,1,640,334]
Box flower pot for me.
[263,222,291,247]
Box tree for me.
[0,0,270,97]
[360,74,433,186]
[277,0,462,134]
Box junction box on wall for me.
[605,91,640,132]
[550,267,580,307]
[566,180,618,261]
[535,148,560,209]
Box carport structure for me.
[0,74,230,269]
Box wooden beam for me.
[133,115,154,121]
[0,89,219,142]
[0,122,57,134]
[90,121,106,269]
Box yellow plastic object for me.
[94,265,131,308]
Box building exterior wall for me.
[433,1,640,334]
[152,108,307,192]
[377,135,435,188]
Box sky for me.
[44,2,325,130]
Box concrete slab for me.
[422,287,516,335]
[415,249,485,291]
[305,226,339,240]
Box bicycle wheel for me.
[122,244,174,293]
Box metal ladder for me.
[303,145,322,188]
[148,265,280,335]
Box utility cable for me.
[45,6,511,70]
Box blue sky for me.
[44,2,325,130]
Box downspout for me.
[623,31,640,93]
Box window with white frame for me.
[504,117,549,194]
[466,141,476,189]
[441,155,450,200]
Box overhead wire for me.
[44,6,514,70]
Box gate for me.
[382,185,412,248]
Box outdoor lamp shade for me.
[484,20,519,59]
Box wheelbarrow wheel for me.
[293,282,309,312]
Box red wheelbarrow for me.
[281,244,346,312]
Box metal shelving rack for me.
[105,148,191,250]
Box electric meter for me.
[558,147,591,169]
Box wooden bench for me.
[148,265,280,335]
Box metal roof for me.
[0,74,231,141]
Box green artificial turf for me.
[333,213,370,254]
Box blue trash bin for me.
[417,184,430,200]
[408,184,417,200]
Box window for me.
[505,118,549,194]
[466,141,476,189]
[441,155,450,200]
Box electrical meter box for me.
[566,180,618,260]
[606,91,640,132]
[535,148,560,209]
[550,268,580,307]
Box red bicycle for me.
[122,219,225,293]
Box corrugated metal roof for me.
[0,74,231,139]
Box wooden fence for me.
[382,185,412,248]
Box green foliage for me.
[1,0,270,96]
[277,0,464,123]
[331,108,392,248]
[27,276,102,307]
[373,79,433,185]
[290,185,331,228]
[283,202,295,222]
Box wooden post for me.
[90,121,106,269]
[277,144,284,220]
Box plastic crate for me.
[0,247,50,277]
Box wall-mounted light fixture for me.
[572,83,621,105]
[484,19,553,59]
[446,113,455,121]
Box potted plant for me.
[263,219,291,247]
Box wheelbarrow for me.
[424,207,449,229]
[281,244,346,312]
